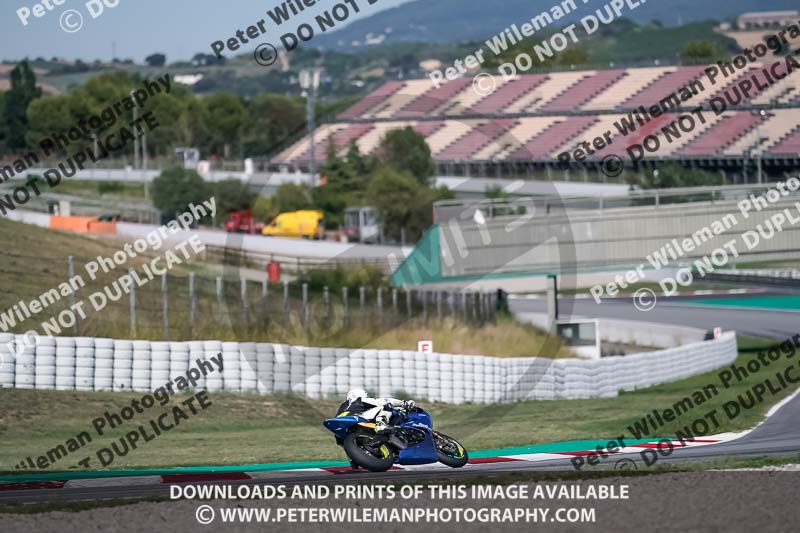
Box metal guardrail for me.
[433,182,798,223]
[204,245,398,274]
[703,269,800,288]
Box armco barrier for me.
[0,332,737,403]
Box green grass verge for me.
[0,336,795,473]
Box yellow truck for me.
[261,210,324,239]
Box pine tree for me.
[4,60,42,151]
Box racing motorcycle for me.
[323,405,469,472]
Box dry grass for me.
[0,216,569,358]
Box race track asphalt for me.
[509,293,800,340]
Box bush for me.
[376,127,435,185]
[151,167,211,221]
[210,179,255,224]
[96,181,124,195]
[297,265,387,292]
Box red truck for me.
[224,210,264,234]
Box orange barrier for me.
[49,216,117,234]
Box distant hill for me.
[315,0,799,50]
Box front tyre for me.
[434,431,468,468]
[343,431,395,472]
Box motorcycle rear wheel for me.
[434,431,468,468]
[343,431,395,472]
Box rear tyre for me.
[434,431,468,468]
[343,431,395,472]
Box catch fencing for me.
[0,332,737,403]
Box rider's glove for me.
[403,400,416,411]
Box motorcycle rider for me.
[336,388,416,434]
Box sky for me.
[2,0,410,62]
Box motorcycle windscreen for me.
[323,416,362,440]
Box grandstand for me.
[271,64,800,180]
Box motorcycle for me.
[323,405,469,472]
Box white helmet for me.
[347,388,368,402]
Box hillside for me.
[315,0,799,50]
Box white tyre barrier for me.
[15,373,35,389]
[55,375,76,390]
[256,343,274,394]
[201,350,220,392]
[222,345,241,392]
[273,344,291,392]
[0,333,739,403]
[240,343,258,392]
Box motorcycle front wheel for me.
[343,431,395,472]
[433,431,469,468]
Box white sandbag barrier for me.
[0,332,738,403]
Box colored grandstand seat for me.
[681,112,763,156]
[469,75,549,115]
[724,108,800,156]
[510,72,589,113]
[510,116,597,160]
[355,121,414,154]
[583,67,670,110]
[272,64,800,166]
[546,70,627,112]
[427,121,476,155]
[437,120,517,161]
[338,81,404,120]
[709,63,790,106]
[769,126,800,155]
[622,66,706,109]
[396,79,472,118]
[293,123,374,162]
[489,117,558,160]
[370,80,435,119]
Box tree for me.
[25,95,75,151]
[252,195,278,224]
[151,167,211,221]
[681,41,722,63]
[203,93,246,157]
[366,166,450,242]
[272,183,314,213]
[0,92,6,148]
[240,93,305,156]
[210,179,255,224]
[376,127,435,185]
[145,53,167,67]
[313,139,373,227]
[4,60,42,151]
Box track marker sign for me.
[417,340,433,353]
